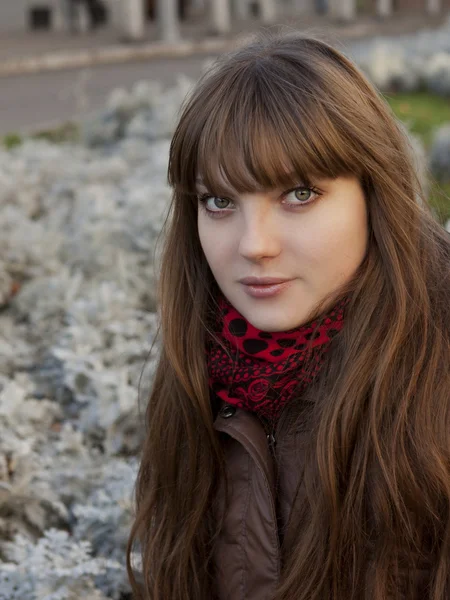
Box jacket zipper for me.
[257,390,291,456]
[258,400,290,481]
[258,414,277,458]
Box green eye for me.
[284,186,320,207]
[212,197,230,209]
[197,193,234,215]
[294,188,312,202]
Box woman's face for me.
[197,175,368,332]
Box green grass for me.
[1,121,79,150]
[31,121,80,144]
[385,91,450,146]
[3,133,23,149]
[385,92,450,224]
[427,180,450,224]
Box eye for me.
[198,194,234,214]
[283,186,321,207]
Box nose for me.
[238,208,281,262]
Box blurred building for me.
[0,0,449,34]
[0,0,119,33]
[362,0,450,12]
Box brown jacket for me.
[211,399,431,600]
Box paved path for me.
[0,56,213,136]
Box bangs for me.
[170,55,362,200]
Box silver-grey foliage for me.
[350,14,450,95]
[0,528,123,600]
[0,75,196,597]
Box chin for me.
[244,312,309,333]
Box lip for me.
[239,277,292,285]
[239,277,294,298]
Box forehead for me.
[196,135,314,198]
[172,55,362,197]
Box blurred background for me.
[0,2,449,599]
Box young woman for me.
[126,33,450,600]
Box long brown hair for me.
[126,32,450,599]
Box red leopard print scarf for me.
[207,293,350,422]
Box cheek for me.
[198,218,231,274]
[299,205,368,275]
